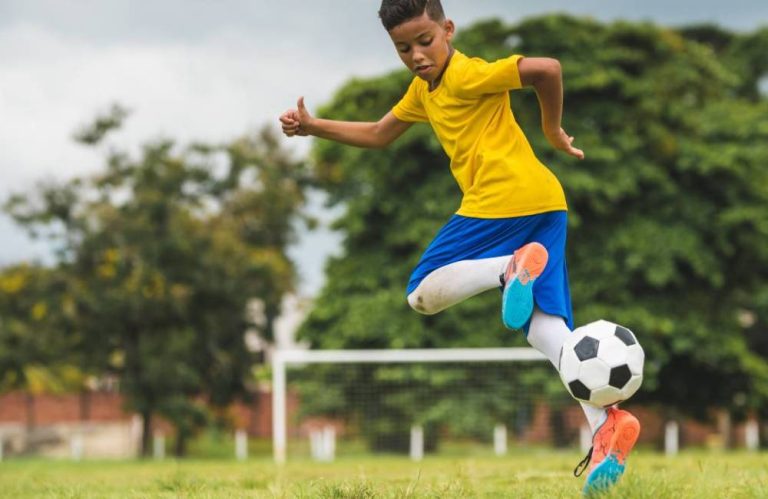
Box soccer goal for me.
[272,348,590,463]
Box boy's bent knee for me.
[407,292,439,315]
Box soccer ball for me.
[558,320,644,408]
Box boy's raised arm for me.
[279,97,412,149]
[518,57,584,160]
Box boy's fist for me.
[279,97,313,137]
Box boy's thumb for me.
[297,96,306,112]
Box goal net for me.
[272,348,589,463]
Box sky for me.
[1,0,766,296]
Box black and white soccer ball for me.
[558,320,644,408]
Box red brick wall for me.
[87,392,132,421]
[0,390,761,448]
[0,392,30,423]
[0,389,299,438]
[0,391,131,425]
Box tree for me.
[5,108,311,455]
[297,15,768,449]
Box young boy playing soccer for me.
[280,0,639,494]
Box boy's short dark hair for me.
[378,0,445,31]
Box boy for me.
[280,0,639,494]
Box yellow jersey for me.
[392,50,567,218]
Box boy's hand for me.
[279,97,313,137]
[545,127,585,160]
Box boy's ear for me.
[444,19,455,41]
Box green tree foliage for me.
[4,110,310,455]
[298,15,768,449]
[0,264,84,429]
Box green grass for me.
[0,450,766,498]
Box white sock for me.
[527,309,606,433]
[407,256,510,315]
[581,405,608,434]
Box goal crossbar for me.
[272,348,547,463]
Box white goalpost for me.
[272,347,548,464]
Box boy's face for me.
[388,11,455,84]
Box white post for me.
[493,424,507,456]
[70,432,84,461]
[235,429,248,461]
[309,426,336,462]
[153,431,165,460]
[665,421,679,456]
[323,426,336,461]
[745,419,760,451]
[410,425,424,461]
[310,429,322,461]
[580,424,592,454]
[272,352,287,464]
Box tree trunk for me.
[141,411,153,457]
[174,430,188,457]
[25,392,35,432]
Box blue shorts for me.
[407,210,573,330]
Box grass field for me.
[1,450,767,498]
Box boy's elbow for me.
[542,58,561,78]
[528,59,561,89]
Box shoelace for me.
[573,446,593,477]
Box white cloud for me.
[0,22,397,187]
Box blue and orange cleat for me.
[500,242,548,329]
[574,406,641,496]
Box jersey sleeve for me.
[455,54,524,98]
[392,78,429,123]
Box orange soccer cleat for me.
[500,241,548,329]
[574,406,641,496]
